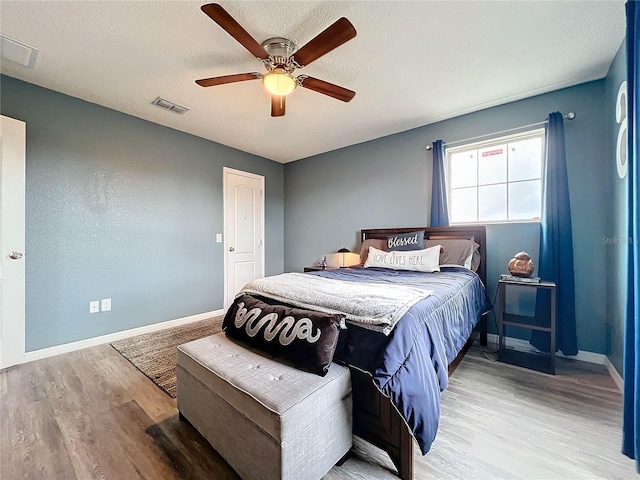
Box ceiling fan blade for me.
[201,3,270,60]
[196,72,262,87]
[291,17,356,67]
[298,76,355,102]
[271,95,286,117]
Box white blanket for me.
[240,272,433,335]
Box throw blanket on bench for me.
[240,272,433,335]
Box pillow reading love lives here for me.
[363,245,441,272]
[359,238,387,264]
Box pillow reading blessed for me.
[363,245,441,272]
[387,230,425,251]
[222,294,343,376]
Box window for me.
[447,129,544,224]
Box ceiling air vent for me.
[151,97,189,115]
[1,33,39,68]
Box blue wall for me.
[604,40,627,375]
[1,75,284,351]
[1,70,618,357]
[285,80,608,353]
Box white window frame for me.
[446,128,545,225]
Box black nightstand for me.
[303,266,339,272]
[497,279,556,374]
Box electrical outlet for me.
[89,301,99,313]
[101,298,111,312]
[216,233,222,243]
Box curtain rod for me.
[425,112,576,150]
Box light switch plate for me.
[216,233,222,243]
[89,301,99,313]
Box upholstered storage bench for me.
[176,332,353,480]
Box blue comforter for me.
[310,266,491,455]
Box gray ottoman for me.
[177,332,352,480]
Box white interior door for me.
[0,115,26,369]
[223,167,265,309]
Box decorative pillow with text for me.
[387,230,425,251]
[359,239,387,264]
[222,294,343,376]
[363,245,441,272]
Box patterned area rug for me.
[111,316,223,398]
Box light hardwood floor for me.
[1,342,635,480]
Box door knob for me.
[9,251,23,260]
[229,247,235,252]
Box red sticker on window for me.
[482,149,504,157]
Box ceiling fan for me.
[196,3,357,117]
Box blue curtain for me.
[430,140,449,227]
[623,0,639,471]
[530,112,578,356]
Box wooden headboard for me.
[361,225,487,285]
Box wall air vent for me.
[1,33,39,68]
[151,97,190,115]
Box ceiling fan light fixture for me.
[262,68,296,96]
[198,4,357,116]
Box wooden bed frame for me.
[352,225,489,480]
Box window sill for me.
[450,220,541,226]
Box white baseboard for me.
[604,357,624,392]
[23,309,224,364]
[486,333,622,392]
[17,317,625,394]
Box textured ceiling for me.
[0,1,626,163]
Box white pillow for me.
[363,245,441,273]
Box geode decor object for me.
[508,251,535,277]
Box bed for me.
[234,226,491,479]
[339,226,490,479]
